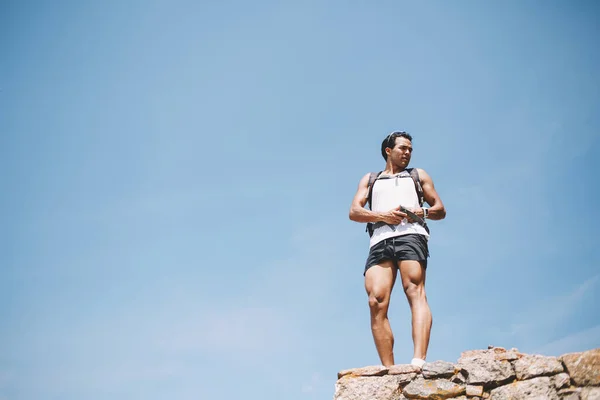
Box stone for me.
[514,354,564,379]
[558,388,581,400]
[338,365,388,379]
[560,348,600,386]
[332,347,599,400]
[553,372,571,389]
[422,361,457,379]
[457,357,515,387]
[460,347,521,363]
[451,370,467,384]
[489,376,559,400]
[402,378,465,399]
[394,373,417,385]
[334,375,405,400]
[389,364,422,375]
[466,385,484,396]
[495,348,522,362]
[581,387,600,400]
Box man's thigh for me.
[398,260,426,290]
[365,260,398,298]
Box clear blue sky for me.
[2,1,599,399]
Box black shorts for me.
[364,234,429,274]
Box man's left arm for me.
[413,168,446,221]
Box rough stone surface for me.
[338,365,388,379]
[334,375,405,400]
[489,376,559,400]
[457,357,515,387]
[460,347,521,362]
[558,388,581,400]
[466,385,484,396]
[389,365,421,375]
[560,349,600,386]
[514,354,564,379]
[333,347,599,400]
[554,372,571,389]
[451,370,467,384]
[581,387,600,400]
[422,361,456,379]
[402,378,465,399]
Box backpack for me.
[365,168,426,237]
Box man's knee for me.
[368,290,389,312]
[403,283,426,301]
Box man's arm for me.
[415,168,446,220]
[349,173,406,224]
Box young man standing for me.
[349,131,446,369]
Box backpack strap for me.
[407,168,424,207]
[365,171,383,237]
[366,171,383,210]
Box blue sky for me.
[1,1,599,399]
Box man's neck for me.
[383,164,407,175]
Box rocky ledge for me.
[334,347,600,400]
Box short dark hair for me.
[381,131,413,160]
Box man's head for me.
[381,131,413,168]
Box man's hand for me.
[380,206,407,225]
[405,207,424,223]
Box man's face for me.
[388,137,413,168]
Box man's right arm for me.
[349,173,405,224]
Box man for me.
[349,131,446,369]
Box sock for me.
[411,358,426,368]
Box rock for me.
[514,354,564,379]
[402,378,465,399]
[333,347,599,400]
[334,375,405,400]
[466,385,484,396]
[558,388,581,400]
[422,361,457,379]
[338,365,388,379]
[389,364,422,375]
[451,370,467,384]
[489,376,559,399]
[581,387,600,400]
[457,357,515,387]
[560,349,600,386]
[460,347,521,362]
[553,372,571,389]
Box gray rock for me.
[558,387,581,400]
[581,387,600,400]
[466,384,484,396]
[553,372,571,389]
[489,376,559,400]
[459,347,521,363]
[334,375,406,400]
[338,365,388,379]
[560,348,600,386]
[451,370,467,384]
[514,354,564,379]
[458,357,515,387]
[389,364,421,375]
[422,361,456,379]
[402,378,465,399]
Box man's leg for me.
[398,260,432,362]
[364,260,398,367]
